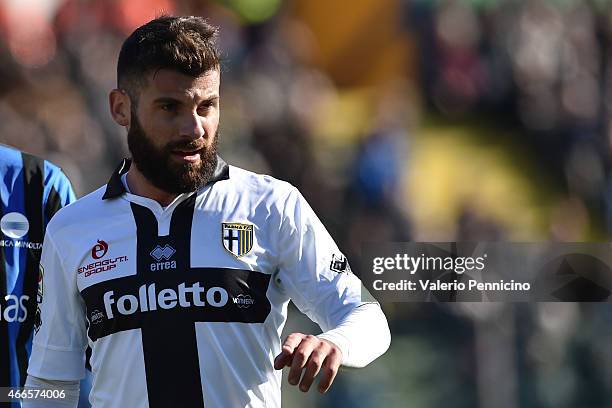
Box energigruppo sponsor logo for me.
[232,294,254,309]
[1,294,29,322]
[102,283,230,318]
[91,240,109,259]
[78,240,128,277]
[0,212,42,250]
[78,256,129,277]
[150,244,177,271]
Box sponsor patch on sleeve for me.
[330,254,351,274]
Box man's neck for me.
[126,165,179,207]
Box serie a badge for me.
[222,222,254,258]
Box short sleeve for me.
[275,187,374,332]
[28,231,87,381]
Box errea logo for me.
[150,245,177,271]
[150,245,175,261]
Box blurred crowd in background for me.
[0,0,611,406]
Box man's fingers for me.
[297,349,325,392]
[317,349,342,394]
[287,335,318,385]
[276,334,344,394]
[274,333,305,370]
[273,353,291,370]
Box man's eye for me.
[160,103,177,112]
[197,102,215,115]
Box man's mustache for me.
[165,140,207,151]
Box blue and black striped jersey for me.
[0,144,75,398]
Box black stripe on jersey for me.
[0,182,9,389]
[81,266,272,340]
[140,194,204,408]
[44,185,62,225]
[16,153,44,386]
[81,196,271,407]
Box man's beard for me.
[127,111,219,194]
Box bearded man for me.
[25,15,390,408]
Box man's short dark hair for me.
[117,15,220,101]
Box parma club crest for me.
[222,223,254,258]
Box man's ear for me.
[109,89,131,127]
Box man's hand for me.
[273,333,343,394]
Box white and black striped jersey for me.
[28,157,378,408]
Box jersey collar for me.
[102,155,230,200]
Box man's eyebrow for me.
[152,97,182,105]
[200,95,219,103]
[152,95,218,105]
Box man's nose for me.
[178,114,206,140]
